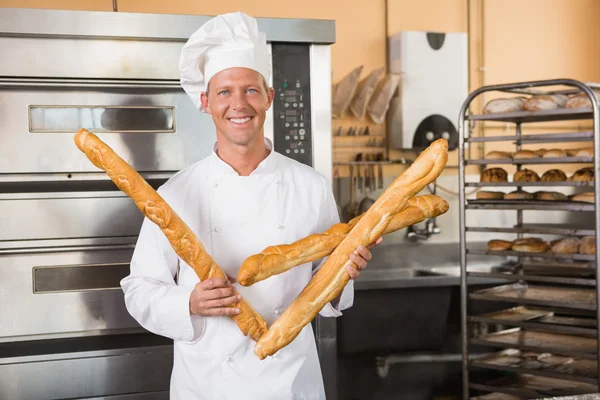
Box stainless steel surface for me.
[466,200,595,211]
[0,345,173,400]
[466,181,594,187]
[0,7,335,44]
[468,107,593,123]
[315,316,337,400]
[470,374,598,398]
[0,245,138,339]
[467,225,596,236]
[0,82,216,176]
[467,248,596,261]
[467,156,594,165]
[457,79,600,399]
[0,192,143,241]
[467,131,594,143]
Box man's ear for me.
[200,92,210,113]
[266,87,275,110]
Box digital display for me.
[285,90,297,96]
[285,110,297,116]
[285,96,297,103]
[286,117,297,122]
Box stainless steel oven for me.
[0,7,335,400]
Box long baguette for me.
[74,128,268,341]
[238,195,449,286]
[254,138,448,359]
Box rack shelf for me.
[458,79,600,399]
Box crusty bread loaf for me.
[487,239,513,251]
[485,151,512,159]
[570,167,594,182]
[535,191,568,201]
[522,94,568,111]
[550,237,581,254]
[580,236,596,255]
[512,237,549,253]
[480,168,508,182]
[575,147,594,157]
[541,169,567,182]
[504,190,533,200]
[571,192,595,203]
[514,169,540,182]
[74,129,268,341]
[238,195,449,286]
[476,190,505,200]
[513,150,538,159]
[483,97,527,114]
[542,149,567,158]
[565,91,600,109]
[253,139,449,359]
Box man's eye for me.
[218,90,229,95]
[247,88,257,94]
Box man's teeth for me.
[230,117,251,124]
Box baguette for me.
[254,139,449,359]
[238,195,449,286]
[74,129,268,341]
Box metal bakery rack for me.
[458,79,600,399]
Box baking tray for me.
[466,181,594,188]
[466,107,592,124]
[467,156,594,165]
[521,262,596,277]
[471,349,597,385]
[469,283,597,311]
[470,373,598,398]
[467,271,597,287]
[467,225,596,237]
[467,247,597,261]
[469,306,597,336]
[467,200,595,212]
[471,328,598,359]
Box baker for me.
[120,11,381,400]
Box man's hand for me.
[189,276,241,316]
[346,237,383,280]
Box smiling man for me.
[120,11,381,400]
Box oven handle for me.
[0,77,182,90]
[0,243,136,255]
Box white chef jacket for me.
[121,138,354,400]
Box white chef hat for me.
[179,12,272,112]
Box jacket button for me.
[213,181,218,187]
[276,223,284,229]
[273,308,281,315]
[213,227,221,233]
[224,355,233,362]
[274,177,280,184]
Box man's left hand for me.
[347,237,383,280]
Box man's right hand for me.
[189,277,242,316]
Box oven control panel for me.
[271,43,312,167]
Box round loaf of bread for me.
[522,94,569,111]
[504,190,534,200]
[541,169,567,182]
[580,236,596,255]
[569,167,594,182]
[483,97,527,114]
[513,150,538,159]
[542,149,567,158]
[487,239,513,251]
[565,91,600,109]
[485,151,512,159]
[512,237,550,253]
[514,169,541,182]
[575,147,594,157]
[571,192,594,203]
[480,168,508,183]
[535,191,568,201]
[550,237,581,254]
[476,190,505,200]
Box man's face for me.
[201,67,274,147]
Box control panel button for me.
[293,103,297,107]
[299,129,306,135]
[285,123,289,127]
[285,135,290,140]
[285,149,291,154]
[299,103,304,108]
[285,103,289,107]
